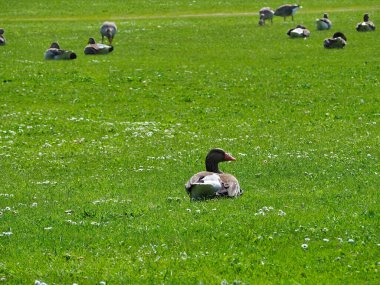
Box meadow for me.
[0,0,379,284]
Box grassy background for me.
[0,1,379,284]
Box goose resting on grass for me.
[84,37,114,55]
[356,14,375,32]
[0,28,5,45]
[323,32,347,49]
[259,7,274,26]
[274,4,302,21]
[44,42,77,60]
[316,13,332,30]
[287,25,310,38]
[185,148,243,200]
[100,21,117,44]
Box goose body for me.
[274,4,302,21]
[185,148,243,200]
[287,25,310,38]
[324,32,347,49]
[316,13,332,30]
[100,22,117,44]
[84,38,114,55]
[0,28,5,45]
[356,14,375,32]
[44,42,77,60]
[259,7,274,26]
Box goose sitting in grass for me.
[0,28,5,45]
[44,42,77,60]
[287,25,310,38]
[100,21,117,44]
[356,13,375,32]
[185,148,243,200]
[84,38,113,55]
[316,13,332,30]
[274,4,302,21]
[258,7,274,26]
[323,32,347,48]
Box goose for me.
[84,37,114,55]
[44,42,77,60]
[0,28,5,45]
[316,13,332,30]
[100,21,117,44]
[185,148,243,200]
[356,14,375,32]
[323,32,347,49]
[274,4,302,21]
[259,7,274,26]
[287,25,310,38]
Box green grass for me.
[0,1,379,284]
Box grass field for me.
[0,1,379,284]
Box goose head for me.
[259,15,265,26]
[88,37,96,45]
[363,13,369,22]
[205,148,236,173]
[0,28,4,35]
[104,28,114,44]
[323,13,329,19]
[333,32,347,41]
[50,42,60,49]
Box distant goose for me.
[287,25,310,38]
[84,38,114,55]
[323,32,347,48]
[44,42,77,60]
[356,13,375,32]
[274,4,302,21]
[259,7,274,25]
[100,22,117,44]
[0,28,5,45]
[316,13,332,30]
[185,148,243,200]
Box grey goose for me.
[185,148,243,200]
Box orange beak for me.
[224,152,236,161]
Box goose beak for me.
[224,152,236,161]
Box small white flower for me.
[195,209,201,213]
[323,238,329,242]
[31,202,38,207]
[305,237,310,241]
[337,237,343,243]
[278,210,286,216]
[186,208,191,212]
[348,239,355,243]
[44,227,53,231]
[301,244,308,249]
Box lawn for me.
[0,1,379,284]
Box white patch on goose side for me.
[201,173,222,189]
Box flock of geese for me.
[258,4,375,49]
[0,6,377,201]
[44,21,117,60]
[0,5,376,57]
[0,22,117,59]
